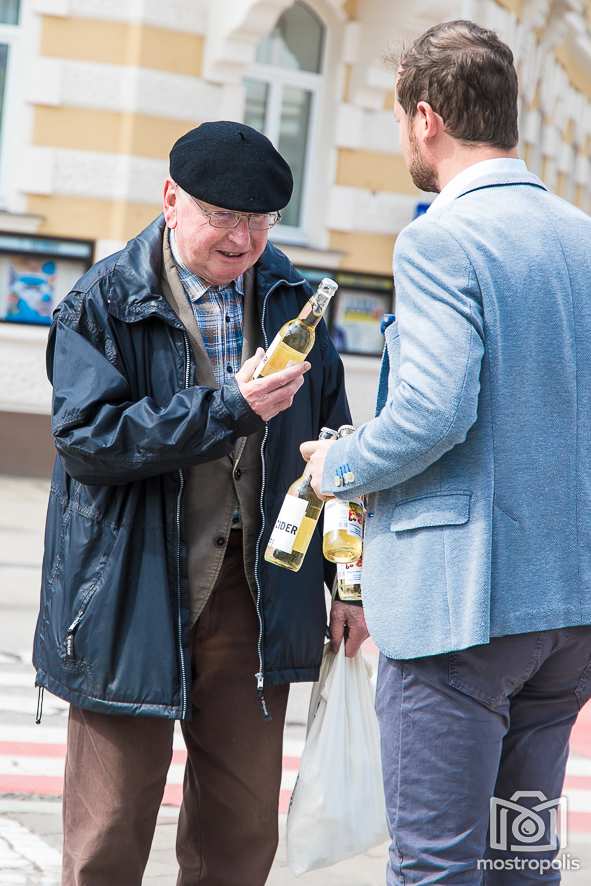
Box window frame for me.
[0,0,30,211]
[244,3,327,245]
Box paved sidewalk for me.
[1,798,590,885]
[0,799,390,885]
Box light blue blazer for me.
[322,169,591,660]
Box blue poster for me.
[5,258,55,325]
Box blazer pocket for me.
[390,492,472,532]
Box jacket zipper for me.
[64,586,101,661]
[64,609,85,660]
[253,279,306,720]
[175,332,191,719]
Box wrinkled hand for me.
[300,439,335,499]
[329,601,369,658]
[237,348,310,422]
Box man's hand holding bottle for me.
[236,348,310,422]
[237,276,337,421]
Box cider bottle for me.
[253,278,338,379]
[265,427,339,572]
[323,425,364,564]
[336,556,363,602]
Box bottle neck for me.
[298,428,336,489]
[295,468,322,505]
[298,292,332,329]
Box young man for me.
[303,21,591,884]
[33,121,365,885]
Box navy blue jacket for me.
[33,216,350,719]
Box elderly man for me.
[33,122,363,886]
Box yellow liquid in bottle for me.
[251,279,337,380]
[265,512,320,572]
[323,500,364,564]
[265,510,322,572]
[264,420,338,572]
[253,338,306,379]
[325,530,363,563]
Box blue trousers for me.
[376,627,591,884]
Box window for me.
[0,2,19,25]
[244,2,325,235]
[0,0,20,202]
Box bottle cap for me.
[318,278,338,299]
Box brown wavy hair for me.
[394,20,519,150]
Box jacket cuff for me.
[220,378,264,436]
[321,436,353,498]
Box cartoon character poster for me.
[5,257,56,325]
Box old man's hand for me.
[329,600,369,657]
[237,349,310,422]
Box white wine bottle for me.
[253,278,338,379]
[336,556,363,602]
[323,424,364,564]
[265,427,339,572]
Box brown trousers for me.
[61,532,289,886]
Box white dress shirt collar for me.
[427,157,528,216]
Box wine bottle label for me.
[324,499,364,538]
[337,558,363,587]
[252,336,304,379]
[269,495,308,554]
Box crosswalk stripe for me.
[0,753,300,791]
[0,672,38,688]
[0,817,60,884]
[566,756,591,776]
[0,678,589,835]
[0,726,67,745]
[562,788,591,812]
[0,755,66,777]
[0,693,68,715]
[0,746,588,811]
[0,723,187,749]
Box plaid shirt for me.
[169,229,244,388]
[169,229,245,528]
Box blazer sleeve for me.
[321,218,485,497]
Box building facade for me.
[1,0,590,474]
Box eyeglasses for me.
[189,195,281,231]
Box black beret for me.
[169,121,293,213]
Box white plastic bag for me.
[286,642,388,875]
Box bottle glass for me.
[336,556,363,602]
[253,278,338,379]
[265,426,339,572]
[323,425,365,564]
